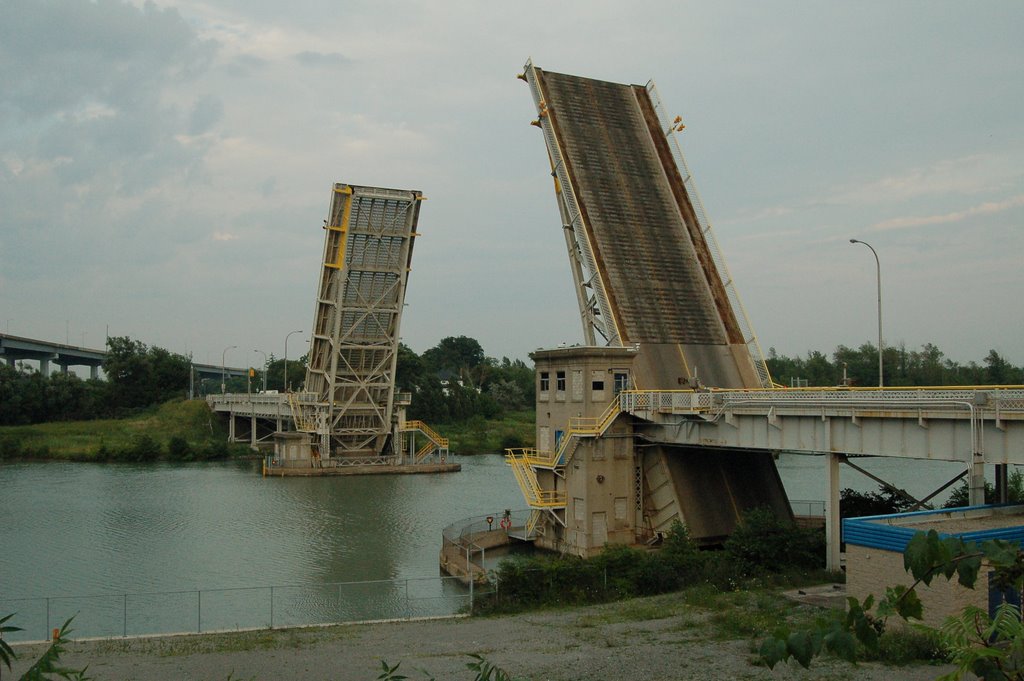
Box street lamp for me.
[221,345,237,394]
[284,330,303,392]
[254,349,267,393]
[849,238,883,388]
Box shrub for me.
[167,436,192,460]
[724,507,825,574]
[123,434,160,462]
[499,433,524,451]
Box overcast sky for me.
[2,0,1022,370]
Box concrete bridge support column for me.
[90,365,99,380]
[968,456,987,506]
[228,412,236,442]
[824,452,842,572]
[5,357,14,368]
[250,415,257,447]
[39,357,51,375]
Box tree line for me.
[2,335,1019,427]
[0,334,533,427]
[766,342,1023,387]
[0,336,193,425]
[397,335,534,423]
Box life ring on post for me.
[500,517,512,531]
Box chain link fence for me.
[1,575,470,644]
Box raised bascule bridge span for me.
[505,61,1024,567]
[208,184,452,474]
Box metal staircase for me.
[399,420,450,462]
[505,397,622,521]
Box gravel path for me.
[8,593,956,681]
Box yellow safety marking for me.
[415,195,427,200]
[675,344,693,379]
[332,194,353,268]
[334,186,353,195]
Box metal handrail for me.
[645,80,773,389]
[619,387,1024,414]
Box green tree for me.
[103,336,190,411]
[422,336,485,376]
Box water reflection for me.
[0,456,524,601]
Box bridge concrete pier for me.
[824,453,841,571]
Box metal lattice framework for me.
[298,184,423,458]
[523,62,619,347]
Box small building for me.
[528,345,640,557]
[844,505,1024,627]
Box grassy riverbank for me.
[0,399,245,461]
[435,409,535,454]
[0,401,535,461]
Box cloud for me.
[872,194,1024,231]
[293,50,351,67]
[188,95,225,135]
[828,152,1023,206]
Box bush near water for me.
[477,509,829,614]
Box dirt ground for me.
[8,592,956,681]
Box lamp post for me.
[284,330,303,392]
[254,349,267,393]
[849,239,883,388]
[221,345,237,394]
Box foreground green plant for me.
[376,654,523,681]
[760,530,1024,679]
[1,616,90,681]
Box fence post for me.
[123,594,128,637]
[197,590,202,633]
[469,572,474,615]
[270,586,274,629]
[45,597,50,641]
[603,567,607,592]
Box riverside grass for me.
[0,399,233,460]
[0,401,536,460]
[433,409,535,454]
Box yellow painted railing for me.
[524,509,544,537]
[567,397,621,436]
[505,450,566,508]
[288,393,316,432]
[505,398,622,512]
[401,420,450,463]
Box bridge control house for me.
[529,346,640,555]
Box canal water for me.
[0,451,974,639]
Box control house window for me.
[556,370,566,392]
[540,372,550,392]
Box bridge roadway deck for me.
[620,387,1024,464]
[208,393,291,419]
[618,386,1024,570]
[530,67,761,389]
